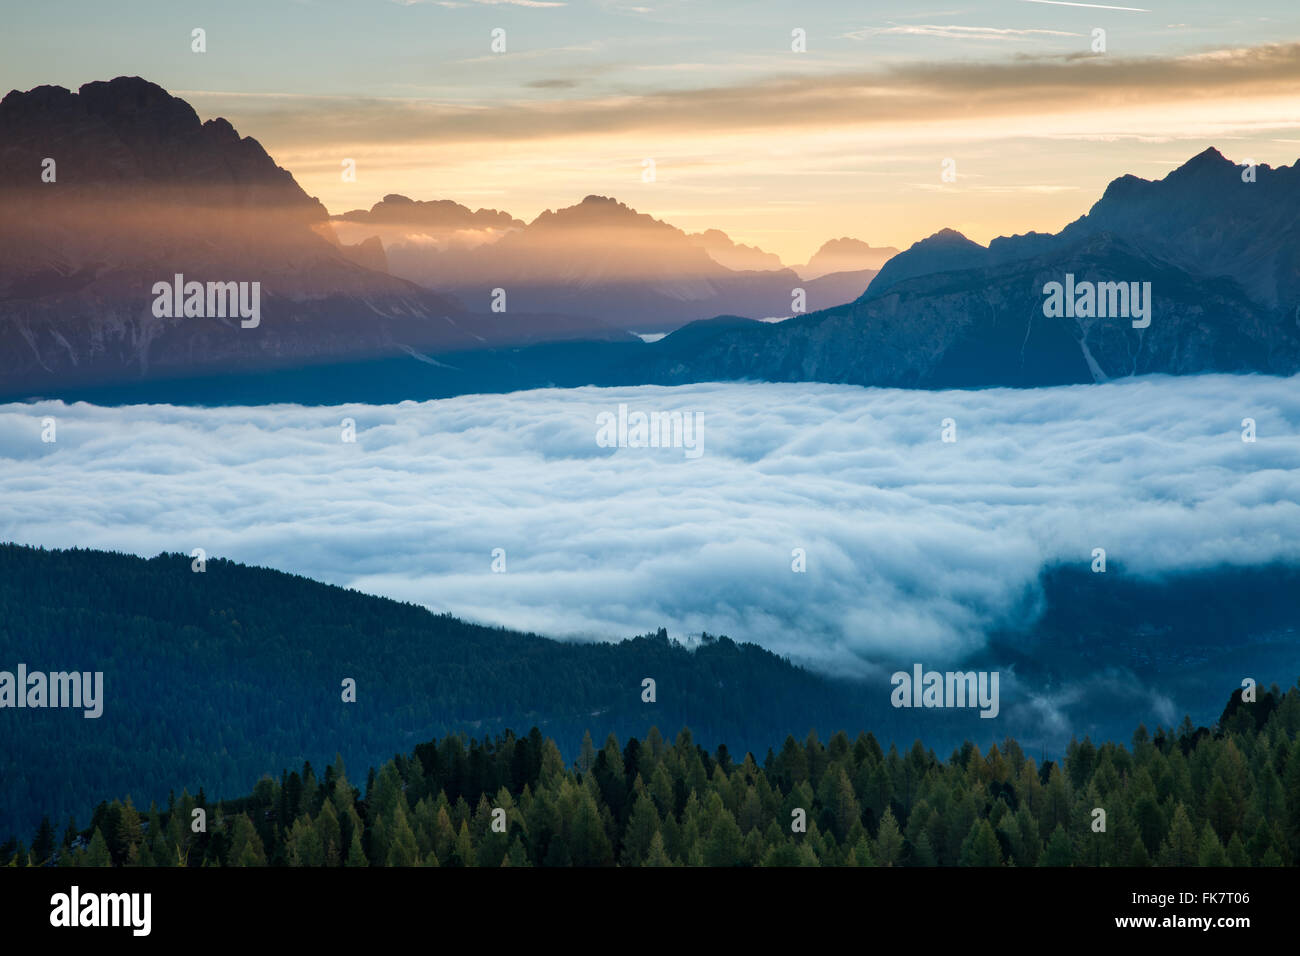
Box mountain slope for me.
[611,149,1300,387]
[0,77,624,394]
[0,542,873,837]
[4,542,1296,840]
[401,195,821,329]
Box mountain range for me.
[2,76,1298,402]
[332,193,884,330]
[0,77,631,395]
[655,147,1300,389]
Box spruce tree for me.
[959,819,1003,867]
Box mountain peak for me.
[333,194,521,230]
[925,227,977,246]
[860,228,986,300]
[1163,145,1237,183]
[532,195,669,231]
[0,75,312,210]
[1098,146,1238,202]
[78,75,190,109]
[816,237,870,253]
[1186,145,1230,166]
[801,237,898,279]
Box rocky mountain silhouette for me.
[0,77,625,393]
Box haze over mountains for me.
[333,193,884,330]
[0,77,628,394]
[2,76,1298,401]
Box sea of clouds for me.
[2,374,1297,678]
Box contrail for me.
[1018,0,1150,11]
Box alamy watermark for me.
[0,665,103,718]
[596,403,703,459]
[151,273,260,328]
[890,663,999,718]
[1042,273,1151,329]
[50,886,150,936]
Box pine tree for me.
[910,829,938,867]
[1159,804,1199,867]
[31,817,55,866]
[874,807,903,866]
[345,828,367,867]
[316,800,343,866]
[569,796,614,866]
[761,841,802,866]
[1197,823,1229,867]
[577,731,597,775]
[1127,835,1150,867]
[959,819,1003,867]
[286,816,324,867]
[702,810,744,866]
[852,834,877,866]
[228,813,267,867]
[642,831,672,867]
[450,820,475,868]
[386,803,420,867]
[621,793,660,866]
[505,836,531,867]
[1039,825,1073,867]
[1226,832,1249,867]
[84,828,111,867]
[824,765,861,842]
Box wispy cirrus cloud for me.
[393,0,567,7]
[178,39,1300,258]
[842,24,1083,41]
[1017,0,1149,10]
[184,42,1300,149]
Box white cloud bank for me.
[2,375,1297,676]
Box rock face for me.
[623,149,1300,387]
[0,77,619,394]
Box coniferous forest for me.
[7,683,1298,867]
[6,542,1298,846]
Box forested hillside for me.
[4,543,1296,842]
[8,685,1298,867]
[0,543,883,836]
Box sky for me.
[3,374,1298,677]
[5,1,1300,262]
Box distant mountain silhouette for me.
[376,194,866,330]
[614,148,1300,388]
[687,228,784,272]
[799,237,899,280]
[335,193,523,232]
[0,77,626,393]
[2,78,1294,400]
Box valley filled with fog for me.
[5,373,1296,678]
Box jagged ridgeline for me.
[9,686,1300,867]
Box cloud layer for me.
[3,374,1298,676]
